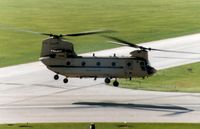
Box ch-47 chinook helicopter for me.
[1,25,198,87]
[39,31,157,87]
[39,30,199,87]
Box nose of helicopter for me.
[147,66,157,76]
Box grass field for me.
[1,0,200,67]
[1,123,200,129]
[120,62,200,92]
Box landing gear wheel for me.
[113,80,119,87]
[105,78,111,84]
[54,74,59,80]
[63,78,68,83]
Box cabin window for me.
[50,54,56,58]
[81,61,86,66]
[127,62,132,67]
[66,61,71,66]
[96,62,101,66]
[112,62,116,67]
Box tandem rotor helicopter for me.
[2,26,199,87]
[38,30,199,87]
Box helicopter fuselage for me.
[40,37,156,86]
[40,56,155,79]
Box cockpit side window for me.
[127,62,132,67]
[140,61,146,71]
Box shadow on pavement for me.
[73,101,193,116]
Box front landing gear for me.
[105,77,111,84]
[113,80,119,87]
[104,77,119,87]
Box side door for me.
[124,59,134,77]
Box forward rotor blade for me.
[103,35,148,50]
[148,48,200,54]
[108,41,130,46]
[64,29,114,37]
[152,56,200,60]
[104,35,200,54]
[103,35,140,48]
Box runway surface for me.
[1,33,200,123]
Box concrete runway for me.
[1,33,200,123]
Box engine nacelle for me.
[130,50,148,60]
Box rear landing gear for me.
[63,78,68,83]
[54,74,68,84]
[54,74,59,80]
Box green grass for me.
[120,62,200,92]
[1,123,200,129]
[1,0,200,67]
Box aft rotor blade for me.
[0,24,43,35]
[64,29,114,37]
[11,28,42,35]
